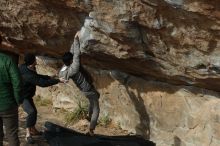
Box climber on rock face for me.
[59,31,100,136]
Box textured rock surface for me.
[1,0,220,91]
[0,0,87,55]
[78,0,220,91]
[1,0,220,145]
[36,58,220,146]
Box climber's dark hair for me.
[62,52,73,66]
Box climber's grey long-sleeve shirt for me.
[59,37,92,92]
[59,36,100,130]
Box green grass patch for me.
[64,101,88,125]
[34,96,52,106]
[98,114,112,127]
[117,121,122,130]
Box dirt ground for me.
[3,102,128,146]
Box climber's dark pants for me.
[84,89,100,130]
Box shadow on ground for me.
[43,122,156,146]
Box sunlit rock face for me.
[0,0,87,55]
[2,0,220,145]
[1,0,220,91]
[36,57,220,146]
[78,0,220,91]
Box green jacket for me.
[0,52,22,111]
